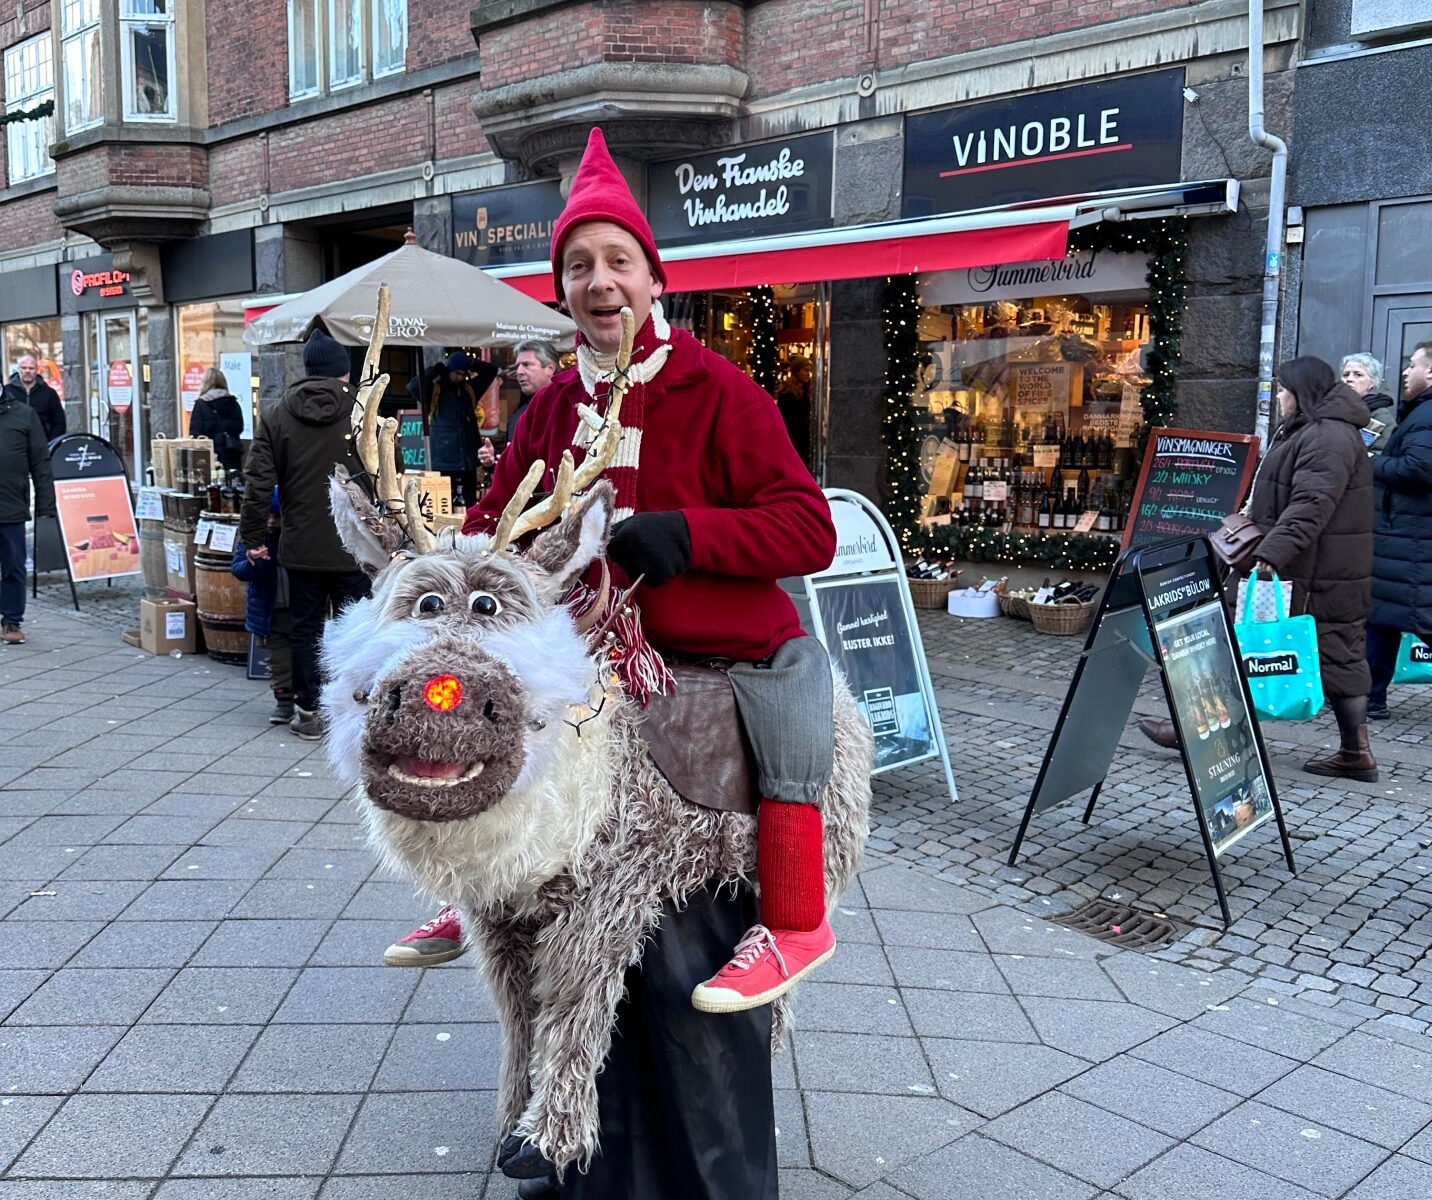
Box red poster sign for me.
[53,475,143,581]
[107,361,134,414]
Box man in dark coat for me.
[3,355,65,442]
[0,384,56,644]
[240,329,370,740]
[1366,342,1432,719]
[406,351,499,508]
[1251,358,1376,780]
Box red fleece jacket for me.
[463,327,835,661]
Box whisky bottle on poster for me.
[1191,691,1211,741]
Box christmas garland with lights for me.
[749,285,779,394]
[881,218,1188,570]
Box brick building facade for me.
[0,0,1303,520]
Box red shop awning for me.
[492,217,1069,302]
[486,178,1239,302]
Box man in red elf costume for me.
[393,127,839,1198]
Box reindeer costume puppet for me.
[321,128,871,1198]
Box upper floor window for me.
[4,35,55,183]
[288,0,406,101]
[120,0,176,121]
[61,0,102,132]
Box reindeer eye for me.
[413,593,446,617]
[469,591,502,617]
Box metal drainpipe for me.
[1249,0,1288,450]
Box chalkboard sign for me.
[1143,560,1276,857]
[1123,428,1259,550]
[1009,536,1294,926]
[396,408,427,471]
[812,575,937,773]
[800,489,958,800]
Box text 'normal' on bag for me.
[1394,634,1432,685]
[1234,572,1324,721]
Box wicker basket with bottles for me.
[905,559,962,610]
[1029,597,1097,636]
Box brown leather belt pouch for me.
[640,664,758,815]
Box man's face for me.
[561,222,663,355]
[513,351,555,398]
[1404,349,1432,399]
[16,357,37,387]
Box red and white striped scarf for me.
[573,303,673,522]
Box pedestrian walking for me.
[1340,352,1397,453]
[0,383,56,645]
[239,328,370,740]
[1366,341,1432,720]
[1138,356,1376,780]
[3,354,65,442]
[407,350,498,507]
[231,487,293,724]
[189,367,246,474]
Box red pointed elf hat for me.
[551,127,667,296]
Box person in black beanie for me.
[240,327,370,740]
[407,349,498,507]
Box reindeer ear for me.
[329,466,405,576]
[526,479,614,592]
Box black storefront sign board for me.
[0,264,59,323]
[1008,536,1294,927]
[452,181,565,268]
[161,230,256,304]
[1123,427,1260,551]
[61,254,135,313]
[647,132,834,249]
[903,68,1185,219]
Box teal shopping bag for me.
[1393,634,1432,684]
[1234,573,1324,721]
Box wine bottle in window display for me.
[1040,490,1055,530]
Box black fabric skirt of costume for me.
[562,884,779,1200]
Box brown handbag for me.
[1210,512,1265,573]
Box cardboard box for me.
[140,598,197,655]
[416,472,453,521]
[163,531,198,595]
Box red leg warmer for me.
[757,800,826,933]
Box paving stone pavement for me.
[3,588,1432,1196]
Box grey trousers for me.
[728,636,835,803]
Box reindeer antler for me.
[489,306,635,552]
[347,283,438,554]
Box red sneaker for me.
[383,905,468,967]
[691,920,836,1013]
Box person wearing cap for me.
[776,352,815,471]
[397,126,836,1200]
[240,327,371,740]
[407,349,499,508]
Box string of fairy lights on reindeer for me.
[340,283,646,737]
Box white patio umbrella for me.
[243,232,574,349]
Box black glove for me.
[607,511,691,588]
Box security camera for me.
[1183,87,1200,103]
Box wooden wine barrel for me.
[194,512,247,665]
[137,518,166,598]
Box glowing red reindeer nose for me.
[422,675,464,713]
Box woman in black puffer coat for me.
[1250,356,1376,781]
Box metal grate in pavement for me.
[1052,898,1183,950]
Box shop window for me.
[120,0,176,121]
[60,0,102,133]
[3,320,64,399]
[175,301,254,439]
[4,35,55,183]
[286,0,405,100]
[915,256,1153,535]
